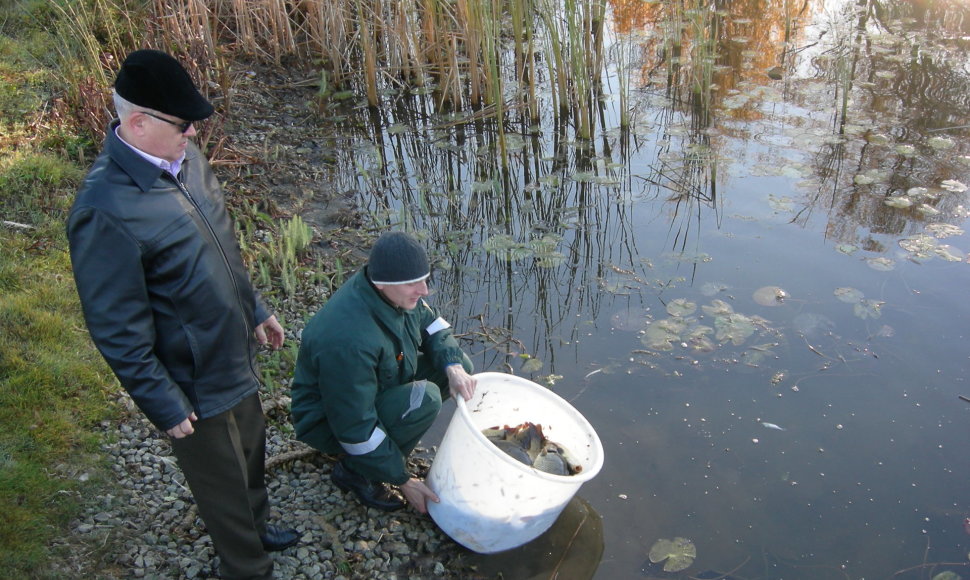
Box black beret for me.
[368,232,430,285]
[114,49,214,121]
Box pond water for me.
[306,1,970,578]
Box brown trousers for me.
[171,393,273,580]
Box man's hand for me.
[399,478,440,514]
[446,364,477,401]
[166,412,198,439]
[255,315,284,350]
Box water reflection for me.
[304,0,970,577]
[459,496,604,580]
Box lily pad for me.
[853,298,885,320]
[702,299,734,317]
[715,312,756,345]
[752,286,788,306]
[895,144,917,156]
[931,572,961,580]
[926,223,964,238]
[648,537,696,572]
[834,287,864,303]
[865,257,895,271]
[666,298,697,317]
[521,357,543,373]
[884,196,913,209]
[793,312,835,338]
[700,281,730,296]
[927,136,955,150]
[899,235,939,259]
[941,180,967,193]
[641,318,686,351]
[935,244,965,262]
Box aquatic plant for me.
[648,536,696,572]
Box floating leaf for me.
[834,287,864,303]
[641,318,683,351]
[884,196,913,209]
[700,282,730,296]
[926,223,964,238]
[648,537,696,572]
[702,299,734,317]
[928,136,955,150]
[741,343,777,366]
[471,180,496,194]
[899,235,938,259]
[895,144,917,156]
[930,571,960,580]
[853,299,885,319]
[610,307,650,332]
[935,245,965,262]
[941,180,967,193]
[715,313,756,345]
[866,257,895,271]
[767,195,795,212]
[873,325,895,338]
[483,235,533,262]
[684,326,716,352]
[793,312,836,337]
[752,286,788,306]
[521,357,543,373]
[667,298,697,317]
[387,123,412,135]
[854,169,890,185]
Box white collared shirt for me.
[115,125,185,177]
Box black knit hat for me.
[368,232,430,285]
[115,49,214,121]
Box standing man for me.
[291,231,477,514]
[67,49,298,580]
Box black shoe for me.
[331,461,405,511]
[260,524,300,552]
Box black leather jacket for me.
[68,121,269,431]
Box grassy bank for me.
[0,0,324,575]
[0,4,118,576]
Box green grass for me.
[0,224,117,578]
[0,3,120,576]
[0,1,326,576]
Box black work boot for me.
[331,461,405,511]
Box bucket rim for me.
[455,372,604,483]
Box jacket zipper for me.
[173,174,261,382]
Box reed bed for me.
[148,0,609,132]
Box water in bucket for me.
[427,372,605,553]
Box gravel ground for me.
[57,59,488,580]
[61,393,474,580]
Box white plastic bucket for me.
[427,372,604,553]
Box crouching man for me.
[291,231,476,513]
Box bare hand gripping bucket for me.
[427,372,605,553]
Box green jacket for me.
[291,268,466,484]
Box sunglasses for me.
[142,111,194,134]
